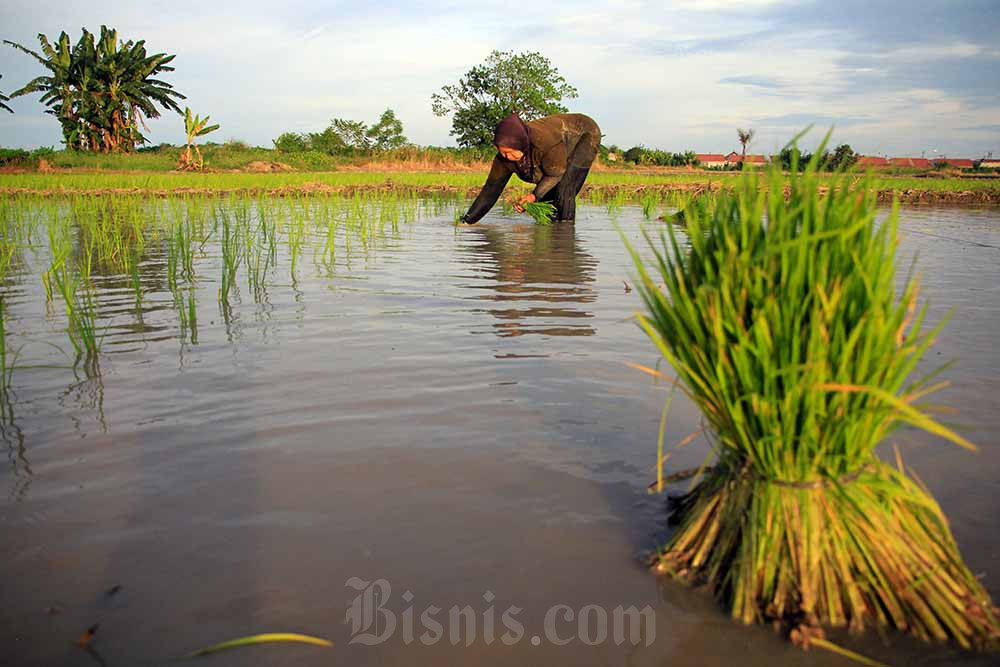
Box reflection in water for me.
[60,375,108,437]
[462,223,598,338]
[1,388,30,501]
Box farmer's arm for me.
[463,157,513,224]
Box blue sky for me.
[1,0,998,157]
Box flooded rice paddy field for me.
[0,198,998,666]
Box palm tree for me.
[4,26,185,152]
[0,75,12,113]
[737,127,755,162]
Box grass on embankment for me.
[2,169,997,205]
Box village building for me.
[695,153,727,168]
[935,158,974,168]
[889,157,933,168]
[724,151,766,166]
[857,155,978,169]
[684,152,984,170]
[857,156,890,168]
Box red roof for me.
[889,157,933,168]
[725,151,766,163]
[938,158,974,168]
[857,156,890,167]
[695,153,726,162]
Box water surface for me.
[1,202,998,666]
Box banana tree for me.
[0,75,12,113]
[4,33,76,140]
[4,26,184,152]
[178,107,219,170]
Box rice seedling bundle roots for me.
[626,149,1000,650]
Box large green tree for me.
[330,118,370,151]
[365,109,407,150]
[431,50,578,148]
[827,143,859,170]
[0,75,12,113]
[4,26,184,151]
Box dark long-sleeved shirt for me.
[463,113,601,223]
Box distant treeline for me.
[778,144,860,172]
[0,140,496,171]
[604,146,702,167]
[3,138,996,175]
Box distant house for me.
[980,158,1000,169]
[889,157,933,169]
[724,151,766,165]
[935,158,974,168]
[857,156,890,168]
[853,155,978,170]
[695,153,727,168]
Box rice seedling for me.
[588,188,606,207]
[0,241,15,285]
[173,284,199,345]
[240,201,277,300]
[522,200,557,225]
[175,215,198,285]
[48,257,102,376]
[623,142,1000,651]
[0,298,14,392]
[184,632,332,658]
[640,192,661,219]
[285,199,306,280]
[2,167,997,209]
[186,287,198,344]
[610,190,629,211]
[318,202,340,272]
[218,211,242,305]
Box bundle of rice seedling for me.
[522,200,557,225]
[623,144,1000,651]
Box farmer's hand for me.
[513,193,536,213]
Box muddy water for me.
[0,203,998,666]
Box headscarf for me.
[493,113,534,182]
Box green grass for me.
[28,144,345,172]
[2,168,996,198]
[624,148,1000,650]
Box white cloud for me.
[0,0,996,157]
[671,0,788,11]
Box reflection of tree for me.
[462,224,597,337]
[60,374,108,437]
[1,387,31,501]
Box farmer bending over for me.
[461,112,601,224]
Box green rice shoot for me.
[522,200,557,225]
